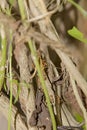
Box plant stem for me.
[0,24,7,91]
[68,0,87,17]
[8,32,13,130]
[18,0,26,21]
[28,40,57,130]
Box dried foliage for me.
[0,0,87,130]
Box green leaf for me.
[68,26,87,44]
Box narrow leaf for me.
[68,26,87,44]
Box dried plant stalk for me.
[0,94,27,130]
